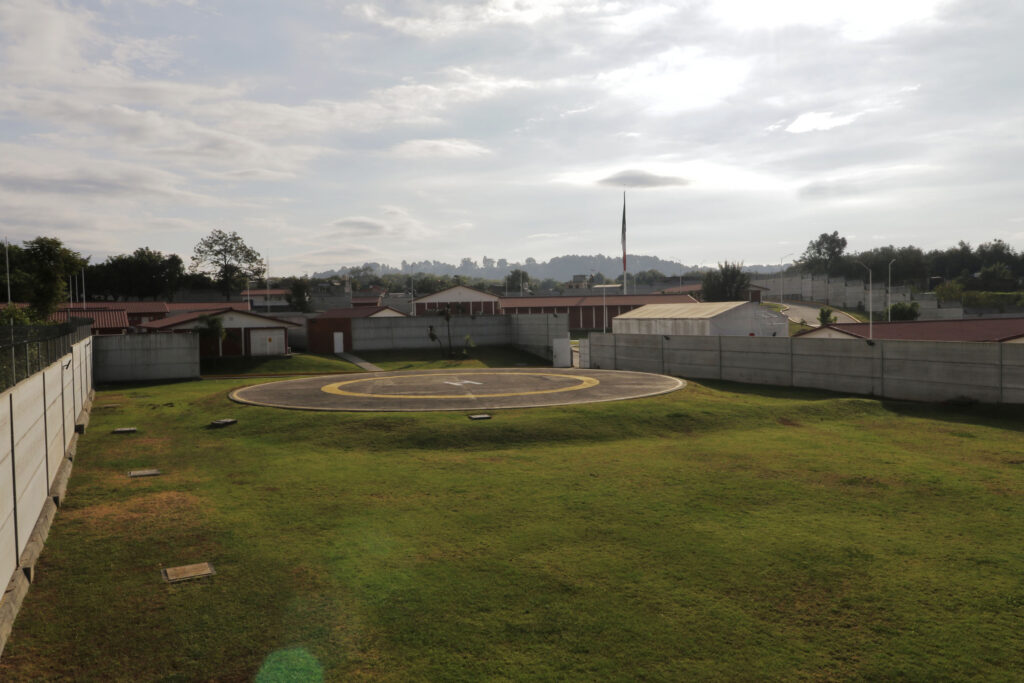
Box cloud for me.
[390,138,492,158]
[786,111,866,133]
[598,169,690,188]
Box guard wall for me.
[351,314,568,360]
[0,336,92,609]
[585,333,1024,404]
[93,334,199,383]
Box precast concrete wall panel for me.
[586,334,616,369]
[0,395,15,583]
[792,338,881,395]
[663,336,721,379]
[882,341,1001,403]
[44,364,64,486]
[1001,344,1024,403]
[93,334,199,383]
[12,375,48,558]
[613,334,663,374]
[62,358,75,441]
[720,336,791,386]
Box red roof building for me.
[499,293,699,332]
[308,306,406,353]
[797,318,1024,342]
[51,308,131,334]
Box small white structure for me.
[612,302,788,337]
[140,308,301,357]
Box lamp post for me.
[888,258,896,322]
[778,252,793,303]
[856,260,873,339]
[594,283,621,333]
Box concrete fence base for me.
[585,333,1024,404]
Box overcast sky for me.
[1,0,1022,275]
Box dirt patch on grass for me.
[777,417,801,427]
[66,491,206,533]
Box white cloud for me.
[597,47,751,114]
[704,0,947,40]
[785,111,865,133]
[390,139,492,158]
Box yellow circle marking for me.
[321,372,600,400]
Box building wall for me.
[585,333,1024,404]
[94,333,199,382]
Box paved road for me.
[775,300,859,327]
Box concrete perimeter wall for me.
[94,334,199,383]
[586,333,1024,404]
[351,314,568,360]
[0,337,92,636]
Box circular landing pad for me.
[229,368,685,412]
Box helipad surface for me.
[229,368,684,412]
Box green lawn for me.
[1,376,1022,680]
[201,352,362,376]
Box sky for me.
[1,0,1022,275]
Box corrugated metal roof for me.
[318,306,406,319]
[499,294,698,308]
[800,317,1024,342]
[140,308,300,330]
[166,302,251,312]
[615,302,750,320]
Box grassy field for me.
[1,370,1022,680]
[201,353,362,376]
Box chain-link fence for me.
[0,319,92,392]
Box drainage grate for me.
[162,562,216,583]
[112,427,137,434]
[468,414,492,420]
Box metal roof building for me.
[612,301,788,337]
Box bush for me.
[887,302,920,321]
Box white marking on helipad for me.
[444,380,483,386]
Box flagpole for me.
[621,191,627,296]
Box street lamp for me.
[594,283,622,333]
[778,252,793,303]
[856,260,873,339]
[888,258,896,322]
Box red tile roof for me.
[499,294,699,308]
[165,302,251,312]
[241,289,289,296]
[59,301,169,314]
[805,318,1024,342]
[140,308,300,330]
[317,306,404,319]
[50,308,130,330]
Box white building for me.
[612,302,788,337]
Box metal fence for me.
[0,319,92,392]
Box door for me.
[333,332,345,353]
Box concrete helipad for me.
[229,368,685,412]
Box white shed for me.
[612,302,788,337]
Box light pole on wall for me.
[594,283,621,333]
[888,259,896,322]
[778,252,793,303]
[856,260,873,339]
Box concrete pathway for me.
[336,352,384,372]
[777,300,859,327]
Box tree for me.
[818,306,836,325]
[20,237,87,317]
[978,262,1016,292]
[286,278,313,312]
[505,269,530,295]
[798,231,847,275]
[888,301,920,321]
[190,230,265,300]
[701,262,750,301]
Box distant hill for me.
[314,255,785,281]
